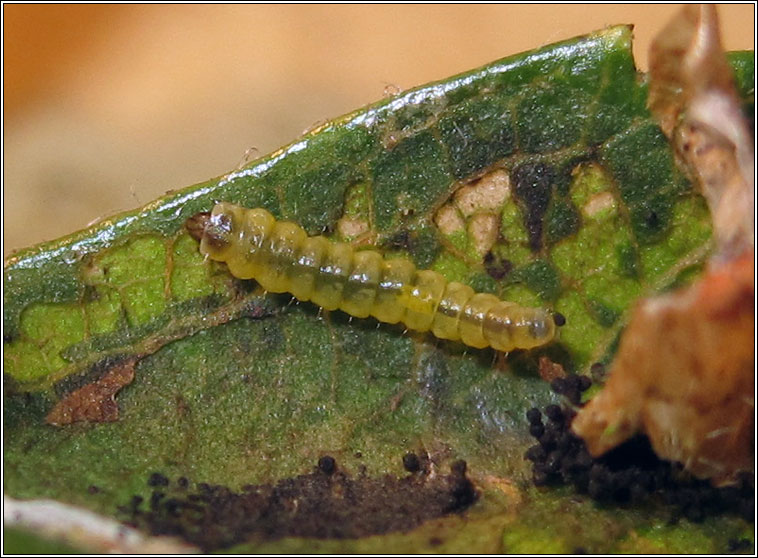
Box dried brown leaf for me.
[46,359,137,426]
[573,5,755,485]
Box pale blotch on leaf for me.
[433,204,465,236]
[581,191,616,220]
[453,169,511,217]
[467,213,500,258]
[434,169,512,256]
[337,217,371,243]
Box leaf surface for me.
[3,26,753,553]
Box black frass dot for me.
[577,375,592,392]
[524,445,547,463]
[553,312,566,327]
[318,455,336,475]
[524,375,755,521]
[402,452,422,473]
[526,407,543,425]
[544,404,564,423]
[529,423,545,438]
[148,472,170,487]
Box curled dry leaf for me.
[647,3,754,259]
[572,5,754,486]
[572,254,753,484]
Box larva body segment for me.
[191,202,557,352]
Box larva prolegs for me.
[311,241,353,311]
[458,293,502,349]
[431,282,475,343]
[341,250,383,319]
[371,258,416,325]
[288,236,330,303]
[404,270,446,332]
[255,220,307,294]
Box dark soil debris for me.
[525,375,754,523]
[121,456,477,551]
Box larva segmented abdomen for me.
[188,202,558,352]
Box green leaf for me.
[3,527,85,555]
[4,27,753,553]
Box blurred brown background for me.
[4,5,754,256]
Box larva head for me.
[526,308,559,348]
[484,304,559,352]
[186,203,237,261]
[511,307,558,350]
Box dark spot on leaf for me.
[150,491,165,510]
[616,242,640,279]
[646,210,660,228]
[587,299,620,328]
[483,251,513,280]
[82,285,101,303]
[553,312,566,327]
[526,408,543,426]
[387,230,412,250]
[129,495,144,511]
[511,162,556,251]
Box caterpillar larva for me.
[187,203,562,352]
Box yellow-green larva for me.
[187,202,561,352]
